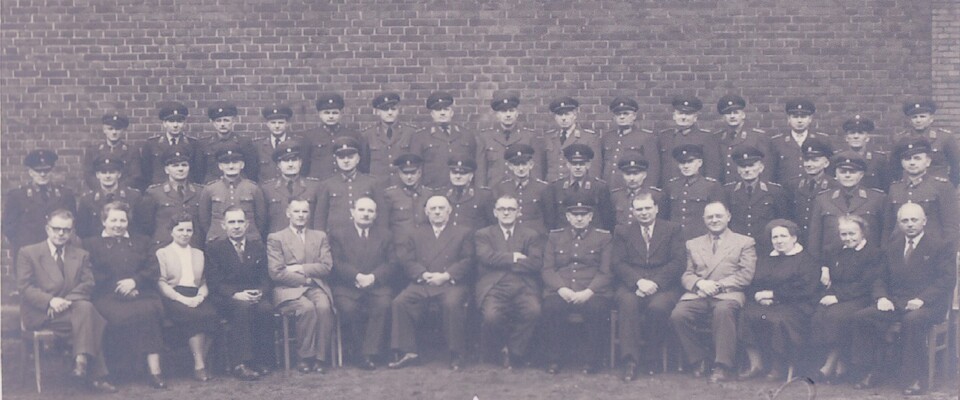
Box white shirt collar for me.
[844,239,867,251]
[906,232,924,246]
[432,224,446,236]
[47,240,63,258]
[101,230,130,238]
[639,220,656,233]
[500,224,514,238]
[791,130,808,144]
[355,224,370,237]
[770,243,804,257]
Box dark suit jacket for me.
[205,237,271,306]
[611,219,686,291]
[266,227,333,306]
[474,224,544,304]
[873,233,956,310]
[396,224,475,284]
[329,224,396,296]
[17,241,95,330]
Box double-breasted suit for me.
[670,230,756,368]
[267,227,335,362]
[391,224,475,355]
[611,220,686,364]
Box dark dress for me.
[739,249,820,356]
[156,244,221,340]
[86,234,165,368]
[810,243,880,348]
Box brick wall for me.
[0,0,955,262]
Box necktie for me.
[273,137,281,149]
[362,229,369,239]
[503,129,512,142]
[904,238,916,263]
[287,180,295,196]
[807,179,816,193]
[641,226,651,258]
[843,192,853,209]
[712,235,720,254]
[55,246,65,271]
[619,126,629,135]
[504,229,511,241]
[39,185,49,200]
[745,185,753,198]
[573,180,581,191]
[441,124,450,135]
[386,126,394,140]
[560,129,568,145]
[296,228,305,242]
[177,184,186,200]
[233,240,244,258]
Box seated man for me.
[389,195,475,371]
[541,193,614,375]
[852,203,956,396]
[267,199,335,374]
[669,201,756,383]
[611,191,685,381]
[475,195,544,369]
[329,197,396,370]
[206,206,274,380]
[17,209,117,393]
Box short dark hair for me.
[764,218,800,240]
[46,209,74,224]
[168,212,195,232]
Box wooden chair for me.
[276,312,342,372]
[609,309,670,371]
[926,310,953,389]
[21,321,60,393]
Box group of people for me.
[6,90,958,396]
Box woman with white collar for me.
[738,219,820,381]
[809,215,881,384]
[156,212,220,383]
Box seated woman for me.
[156,212,221,382]
[87,201,167,388]
[739,219,820,381]
[810,214,880,383]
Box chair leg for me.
[335,317,343,368]
[609,310,618,369]
[33,334,42,393]
[928,328,938,390]
[786,364,795,382]
[282,315,291,372]
[661,342,668,373]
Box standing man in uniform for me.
[139,146,204,248]
[807,151,886,258]
[477,92,537,187]
[609,153,663,229]
[381,154,433,235]
[260,142,322,234]
[769,99,832,188]
[669,201,757,383]
[83,112,141,191]
[612,191,685,381]
[602,96,660,188]
[314,136,379,231]
[140,102,202,189]
[663,144,724,240]
[657,95,721,186]
[493,144,549,235]
[329,197,396,370]
[76,156,143,239]
[362,92,417,187]
[893,99,959,187]
[255,105,302,183]
[306,93,369,181]
[885,137,959,245]
[541,144,614,231]
[839,115,889,191]
[722,145,790,248]
[540,97,601,182]
[791,138,836,240]
[199,144,267,243]
[714,95,771,184]
[475,195,543,369]
[389,196,475,371]
[440,155,495,230]
[541,194,613,375]
[3,150,77,267]
[410,91,479,188]
[200,102,259,184]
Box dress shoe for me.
[546,363,560,375]
[764,366,785,382]
[580,363,598,374]
[621,360,638,382]
[739,365,764,380]
[314,362,326,374]
[500,348,512,370]
[149,373,167,389]
[853,373,877,390]
[255,364,272,376]
[708,366,732,383]
[388,353,419,369]
[90,379,118,393]
[692,361,709,378]
[358,356,377,370]
[902,380,925,396]
[296,360,313,374]
[71,360,88,380]
[450,354,465,371]
[232,364,261,381]
[193,368,210,382]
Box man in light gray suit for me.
[267,199,335,374]
[669,201,756,383]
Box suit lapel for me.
[646,224,666,257]
[42,248,66,296]
[62,248,80,289]
[426,226,454,265]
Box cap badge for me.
[797,104,802,109]
[457,161,463,166]
[173,110,179,115]
[218,108,223,113]
[329,99,334,103]
[560,102,565,107]
[273,109,278,113]
[227,150,233,155]
[503,99,509,103]
[104,159,111,164]
[915,104,921,108]
[683,101,689,106]
[286,148,293,153]
[855,114,860,119]
[113,116,118,120]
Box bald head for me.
[897,203,927,238]
[703,201,731,234]
[425,195,452,227]
[351,197,377,228]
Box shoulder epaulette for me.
[594,228,610,233]
[534,178,547,184]
[146,135,163,140]
[640,128,653,134]
[261,178,278,185]
[519,126,536,132]
[696,127,712,134]
[253,136,270,142]
[934,176,949,183]
[478,186,491,191]
[723,181,737,187]
[751,128,766,134]
[384,185,399,191]
[814,132,829,137]
[593,177,607,183]
[766,181,782,187]
[704,177,718,182]
[869,188,885,194]
[610,187,624,193]
[148,182,164,190]
[304,177,320,182]
[649,186,662,191]
[816,188,832,195]
[581,128,596,135]
[81,190,96,198]
[939,128,952,134]
[770,133,785,139]
[668,176,681,182]
[549,228,565,233]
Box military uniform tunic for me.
[790,176,836,241]
[768,131,832,188]
[807,187,886,258]
[314,171,379,231]
[305,125,370,182]
[542,227,613,296]
[715,127,772,184]
[885,175,959,244]
[83,141,142,191]
[381,184,434,234]
[409,124,479,188]
[540,126,602,182]
[440,185,495,231]
[199,132,260,184]
[140,134,203,189]
[360,122,416,185]
[198,177,267,242]
[2,182,77,257]
[541,176,615,231]
[601,127,661,188]
[492,177,549,234]
[253,134,306,183]
[76,187,144,239]
[843,144,890,192]
[892,128,960,187]
[663,175,723,240]
[476,125,537,187]
[723,181,790,243]
[657,125,721,186]
[260,176,322,234]
[140,181,204,248]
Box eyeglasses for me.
[495,207,518,212]
[47,226,73,233]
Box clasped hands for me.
[422,272,451,286]
[876,297,923,312]
[47,297,72,317]
[115,278,139,298]
[232,289,263,303]
[355,273,376,289]
[635,279,659,297]
[695,279,723,298]
[558,287,594,304]
[753,290,774,306]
